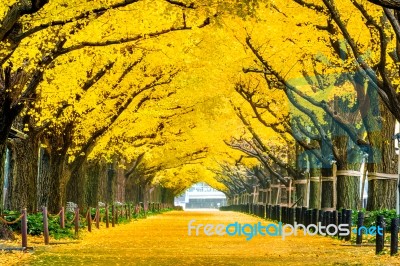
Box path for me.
[17,211,400,265]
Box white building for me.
[174,182,226,209]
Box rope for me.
[310,176,320,182]
[47,209,62,218]
[293,179,308,185]
[0,214,24,225]
[67,211,78,224]
[368,172,398,180]
[80,209,90,223]
[92,210,99,223]
[336,170,361,177]
[321,176,334,181]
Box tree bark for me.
[366,102,397,210]
[37,147,51,209]
[0,142,7,214]
[86,160,100,207]
[309,154,321,209]
[9,135,39,212]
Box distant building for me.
[174,182,226,209]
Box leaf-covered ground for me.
[3,210,400,265]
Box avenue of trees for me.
[1,0,400,226]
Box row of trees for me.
[2,0,400,219]
[217,0,400,212]
[0,0,222,214]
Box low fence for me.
[0,202,173,250]
[221,204,399,256]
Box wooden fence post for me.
[87,208,92,232]
[74,207,79,237]
[391,218,398,256]
[42,207,49,245]
[21,208,28,249]
[356,212,364,245]
[60,207,65,229]
[95,206,100,229]
[106,204,110,228]
[376,215,385,254]
[112,205,115,227]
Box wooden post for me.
[21,208,28,249]
[74,207,79,237]
[332,163,337,210]
[356,212,364,245]
[87,208,92,232]
[42,207,50,245]
[345,209,352,242]
[105,204,109,228]
[318,175,322,210]
[288,180,292,207]
[95,206,100,229]
[376,215,385,254]
[60,207,65,229]
[391,218,399,256]
[115,205,119,224]
[112,205,115,227]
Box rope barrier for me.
[47,209,63,218]
[0,214,24,225]
[80,209,91,223]
[67,211,77,224]
[92,209,99,224]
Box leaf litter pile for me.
[2,211,400,265]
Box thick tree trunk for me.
[37,147,51,209]
[336,174,359,210]
[66,164,87,210]
[4,145,13,211]
[116,165,125,203]
[366,105,397,210]
[332,97,361,210]
[308,145,321,209]
[86,160,100,207]
[125,178,140,203]
[9,135,39,212]
[106,163,115,204]
[295,144,308,207]
[321,167,334,209]
[0,142,6,213]
[47,151,68,213]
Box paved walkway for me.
[19,211,400,265]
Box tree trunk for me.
[47,150,68,213]
[332,97,361,210]
[295,144,308,207]
[86,160,100,207]
[0,142,7,214]
[116,165,125,203]
[106,163,115,204]
[366,103,397,210]
[66,164,87,210]
[321,167,334,209]
[4,145,13,211]
[308,150,321,209]
[37,147,51,209]
[9,135,38,212]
